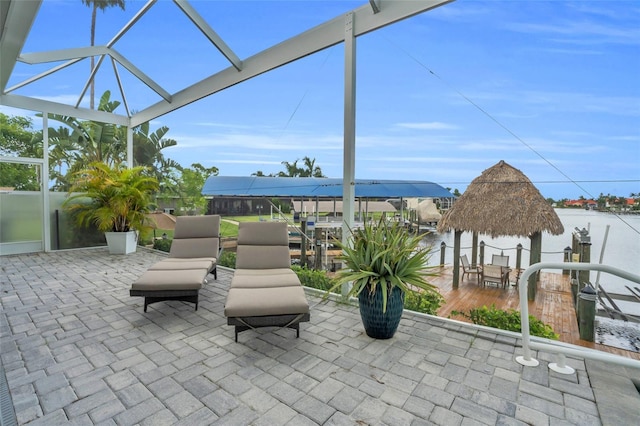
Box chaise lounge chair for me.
[224,221,310,342]
[130,215,221,312]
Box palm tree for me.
[46,91,123,172]
[132,121,182,182]
[278,159,301,177]
[81,0,126,109]
[301,156,325,177]
[47,91,180,191]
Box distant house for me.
[565,199,596,208]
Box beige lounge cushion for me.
[170,239,219,259]
[224,286,310,317]
[237,222,288,246]
[150,258,215,271]
[233,268,295,277]
[168,215,220,259]
[173,215,220,239]
[230,269,301,289]
[235,246,290,270]
[235,222,291,270]
[131,268,208,291]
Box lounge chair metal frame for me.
[227,313,311,342]
[130,289,200,312]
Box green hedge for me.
[404,290,445,316]
[450,304,559,339]
[153,238,172,253]
[291,265,335,292]
[218,251,237,268]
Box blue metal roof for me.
[202,176,453,198]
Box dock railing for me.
[517,262,640,373]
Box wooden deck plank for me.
[428,266,639,361]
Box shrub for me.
[450,304,559,339]
[218,251,236,268]
[404,289,445,316]
[153,238,172,253]
[291,265,335,292]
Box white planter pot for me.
[104,231,138,254]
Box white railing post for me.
[516,262,640,371]
[549,353,575,375]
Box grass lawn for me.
[220,220,238,237]
[225,214,292,223]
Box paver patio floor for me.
[1,248,639,425]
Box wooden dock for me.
[429,266,640,360]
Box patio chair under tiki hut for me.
[437,160,564,299]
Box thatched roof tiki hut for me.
[437,160,564,299]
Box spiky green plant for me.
[63,161,158,233]
[326,217,440,313]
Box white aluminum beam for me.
[42,114,50,252]
[5,58,83,93]
[174,0,242,71]
[76,54,107,108]
[131,0,453,126]
[19,47,170,103]
[112,58,131,117]
[109,50,172,102]
[369,0,380,14]
[342,12,356,298]
[0,94,130,125]
[108,0,156,47]
[18,46,171,102]
[0,0,42,90]
[18,46,107,64]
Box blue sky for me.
[4,0,640,200]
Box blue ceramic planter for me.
[358,285,405,339]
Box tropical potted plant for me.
[63,161,159,254]
[327,217,440,339]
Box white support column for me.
[42,113,51,252]
[127,124,134,167]
[342,12,356,297]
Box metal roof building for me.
[202,176,453,198]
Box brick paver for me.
[1,248,640,425]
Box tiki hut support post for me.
[516,243,523,274]
[453,230,462,288]
[471,232,479,267]
[528,231,542,300]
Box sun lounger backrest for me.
[169,215,220,259]
[236,222,291,269]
